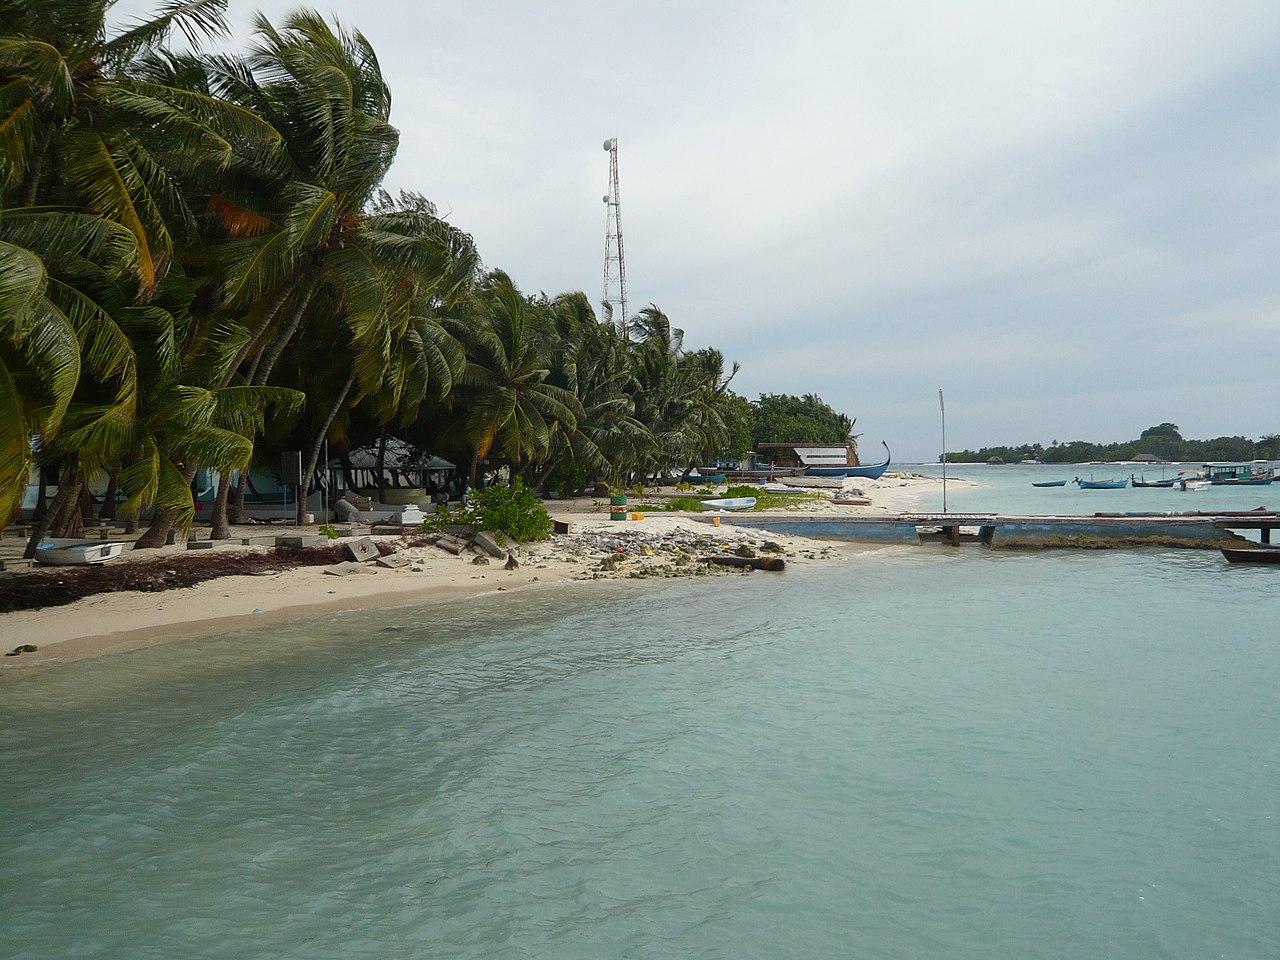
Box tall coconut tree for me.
[449,272,582,486]
[0,0,277,287]
[0,208,142,531]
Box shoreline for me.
[0,475,958,679]
[2,497,910,677]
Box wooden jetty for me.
[706,510,1280,549]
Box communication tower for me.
[601,138,629,338]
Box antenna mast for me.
[601,138,629,339]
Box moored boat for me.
[701,497,756,511]
[1031,479,1068,487]
[1202,463,1274,486]
[752,440,891,480]
[35,539,126,565]
[805,442,892,479]
[1221,546,1280,564]
[1130,475,1176,488]
[1073,477,1128,490]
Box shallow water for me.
[902,461,1280,518]
[3,550,1278,959]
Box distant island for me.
[946,423,1280,464]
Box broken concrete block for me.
[323,561,377,576]
[473,530,507,559]
[343,536,379,563]
[375,552,411,569]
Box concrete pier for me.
[706,511,1280,549]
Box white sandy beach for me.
[0,474,961,675]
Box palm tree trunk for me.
[254,282,317,386]
[23,459,81,558]
[231,280,297,382]
[339,451,356,490]
[374,429,388,503]
[229,474,247,523]
[135,465,198,549]
[20,129,53,206]
[99,471,118,521]
[210,471,235,540]
[298,374,354,525]
[534,460,556,492]
[32,462,49,523]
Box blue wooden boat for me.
[1073,477,1129,489]
[1032,479,1068,487]
[805,442,891,479]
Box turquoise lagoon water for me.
[900,461,1280,519]
[3,548,1279,959]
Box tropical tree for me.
[0,0,275,285]
[449,272,582,486]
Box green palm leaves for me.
[0,3,749,533]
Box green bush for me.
[318,523,340,540]
[665,496,705,512]
[451,481,554,541]
[723,485,765,499]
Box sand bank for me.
[0,513,844,676]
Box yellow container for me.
[711,516,721,527]
[630,512,646,521]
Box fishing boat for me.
[751,441,891,480]
[1031,479,1068,487]
[695,470,727,483]
[1221,546,1280,564]
[34,539,126,565]
[1130,475,1176,488]
[701,497,756,511]
[1201,463,1274,486]
[1073,478,1129,490]
[1174,477,1210,491]
[805,442,892,479]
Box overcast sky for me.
[116,0,1280,459]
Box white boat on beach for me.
[35,539,127,565]
[701,497,757,511]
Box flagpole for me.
[939,388,948,514]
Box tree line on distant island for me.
[0,0,860,550]
[946,423,1280,464]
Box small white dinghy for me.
[35,539,127,565]
[701,497,757,512]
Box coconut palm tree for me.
[0,0,277,289]
[449,272,582,486]
[190,12,478,532]
[0,207,143,531]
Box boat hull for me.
[701,497,757,511]
[806,464,889,479]
[1131,480,1175,488]
[1031,480,1068,487]
[35,540,126,565]
[1075,480,1129,489]
[1210,477,1273,486]
[1222,547,1280,564]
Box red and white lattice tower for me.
[601,138,629,339]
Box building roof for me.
[335,438,455,472]
[756,441,855,449]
